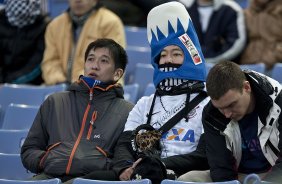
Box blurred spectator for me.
[239,0,282,71]
[179,0,246,64]
[0,0,50,85]
[41,0,125,85]
[0,0,4,10]
[102,0,170,27]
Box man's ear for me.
[114,68,124,82]
[243,80,252,94]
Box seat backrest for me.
[73,178,151,184]
[144,83,155,96]
[205,63,214,78]
[0,105,3,128]
[0,178,62,184]
[125,47,151,84]
[133,63,154,100]
[161,179,240,184]
[2,104,39,130]
[124,83,140,104]
[0,83,67,113]
[239,63,266,74]
[125,26,149,48]
[271,63,282,84]
[235,0,249,8]
[0,153,34,180]
[47,0,68,18]
[242,173,272,184]
[0,129,28,154]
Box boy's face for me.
[84,48,122,83]
[211,81,252,121]
[159,45,184,65]
[68,0,97,17]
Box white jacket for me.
[223,74,282,167]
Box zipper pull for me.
[90,111,97,125]
[89,88,93,101]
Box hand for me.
[119,158,142,181]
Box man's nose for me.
[165,56,173,64]
[223,109,232,118]
[91,61,98,70]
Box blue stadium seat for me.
[271,63,282,84]
[0,178,61,184]
[143,83,155,96]
[235,0,249,8]
[239,63,266,74]
[0,105,3,128]
[125,47,151,84]
[161,179,240,184]
[0,83,66,128]
[0,83,66,112]
[2,104,39,130]
[133,63,154,100]
[47,0,68,18]
[124,83,140,104]
[0,1,4,10]
[125,26,149,48]
[0,153,34,180]
[72,178,151,184]
[205,63,214,78]
[0,129,28,154]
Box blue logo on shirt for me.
[162,128,195,142]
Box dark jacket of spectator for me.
[180,0,246,64]
[0,8,49,84]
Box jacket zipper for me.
[39,142,61,170]
[96,146,108,157]
[66,102,91,174]
[87,111,97,140]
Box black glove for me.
[130,155,167,184]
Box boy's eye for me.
[87,57,94,62]
[173,52,182,56]
[101,59,108,63]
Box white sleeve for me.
[124,95,153,131]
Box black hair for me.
[84,38,128,71]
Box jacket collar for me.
[245,71,282,125]
[68,78,124,99]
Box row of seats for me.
[0,82,142,130]
[0,81,143,181]
[0,85,65,181]
[0,83,67,128]
[0,83,148,129]
[0,62,280,131]
[0,173,269,183]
